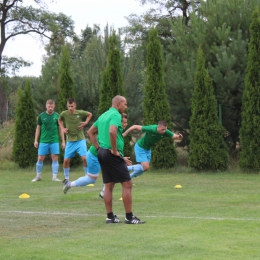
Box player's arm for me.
[58,117,68,134]
[78,112,93,130]
[122,125,142,137]
[34,125,41,148]
[173,133,183,139]
[109,125,119,156]
[59,126,66,149]
[87,125,99,150]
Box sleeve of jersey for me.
[80,110,89,118]
[141,125,152,133]
[110,113,121,127]
[165,129,174,138]
[37,114,42,126]
[59,111,65,121]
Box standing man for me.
[88,95,145,224]
[58,98,92,181]
[123,121,183,179]
[63,113,131,194]
[32,99,65,182]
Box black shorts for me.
[98,147,131,184]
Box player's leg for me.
[32,143,47,182]
[98,147,120,223]
[63,141,75,180]
[63,151,100,194]
[129,143,151,179]
[50,143,61,181]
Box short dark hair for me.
[67,98,76,104]
[158,120,168,127]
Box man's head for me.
[121,113,128,130]
[67,98,76,114]
[112,95,127,113]
[46,99,55,114]
[157,120,168,134]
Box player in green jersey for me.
[32,99,65,182]
[123,121,183,179]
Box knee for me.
[142,164,150,171]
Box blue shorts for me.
[64,139,87,159]
[134,143,151,163]
[38,143,59,156]
[86,151,100,175]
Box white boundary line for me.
[1,210,260,221]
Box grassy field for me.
[0,164,260,260]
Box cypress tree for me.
[189,46,228,171]
[58,45,76,112]
[58,45,79,166]
[239,7,260,170]
[143,28,177,169]
[97,31,132,156]
[13,79,37,167]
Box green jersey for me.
[89,145,98,157]
[59,110,90,142]
[137,125,174,150]
[38,111,59,143]
[93,107,124,156]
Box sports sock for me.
[107,212,114,219]
[129,164,145,179]
[63,167,70,179]
[83,166,88,175]
[36,161,43,176]
[52,161,59,175]
[75,175,96,187]
[126,212,133,220]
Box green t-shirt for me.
[89,145,98,157]
[59,110,90,142]
[38,111,59,143]
[137,125,174,150]
[93,107,124,156]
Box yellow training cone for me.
[87,184,95,187]
[19,193,30,199]
[119,197,123,200]
[174,184,182,188]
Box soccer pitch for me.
[1,166,260,260]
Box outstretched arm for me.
[173,133,183,139]
[123,125,142,137]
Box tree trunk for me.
[0,83,8,124]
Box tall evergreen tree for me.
[143,28,177,169]
[98,31,124,115]
[239,7,260,170]
[58,45,78,165]
[97,31,132,156]
[58,45,76,112]
[189,46,228,171]
[13,79,37,167]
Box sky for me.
[3,0,147,77]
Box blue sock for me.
[52,161,59,174]
[63,168,70,179]
[36,161,43,174]
[75,175,96,187]
[84,166,88,175]
[129,164,145,179]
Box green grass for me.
[1,166,260,259]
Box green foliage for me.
[58,45,76,112]
[57,45,80,166]
[189,47,228,171]
[97,31,132,156]
[12,79,37,167]
[98,31,125,115]
[239,7,260,170]
[144,28,177,169]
